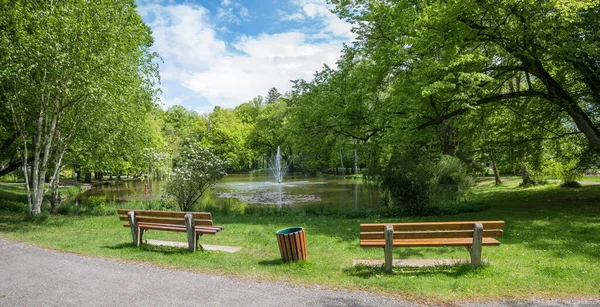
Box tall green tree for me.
[0,0,158,216]
[203,107,255,171]
[331,0,600,151]
[266,87,282,104]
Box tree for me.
[0,0,158,216]
[247,99,293,164]
[266,87,282,104]
[331,0,600,152]
[164,142,226,211]
[161,105,207,162]
[203,107,255,171]
[288,49,390,172]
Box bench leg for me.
[184,214,196,252]
[196,233,204,251]
[384,225,394,273]
[127,211,139,247]
[469,223,483,269]
[139,229,146,246]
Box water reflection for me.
[75,173,381,210]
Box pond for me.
[75,173,382,211]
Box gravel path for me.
[0,239,597,307]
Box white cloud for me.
[216,0,251,24]
[298,1,354,39]
[138,2,353,113]
[184,33,343,113]
[140,4,226,69]
[239,7,250,18]
[278,11,305,21]
[217,7,240,24]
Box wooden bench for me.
[118,209,224,252]
[360,221,504,272]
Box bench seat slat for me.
[360,229,503,240]
[119,215,214,226]
[360,221,504,232]
[139,224,219,235]
[360,237,500,248]
[124,223,223,234]
[117,209,212,220]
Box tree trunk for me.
[440,123,457,156]
[527,58,600,151]
[75,165,81,182]
[339,144,344,173]
[49,133,67,214]
[489,151,501,185]
[353,147,358,175]
[27,91,60,216]
[50,173,60,214]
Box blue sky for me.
[135,0,355,114]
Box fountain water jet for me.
[269,146,288,184]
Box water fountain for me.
[269,146,287,183]
[214,146,323,206]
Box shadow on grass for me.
[258,258,314,270]
[0,210,75,234]
[258,259,284,266]
[345,263,474,279]
[102,242,133,250]
[102,242,193,255]
[394,247,466,258]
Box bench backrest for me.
[117,209,214,227]
[360,221,504,240]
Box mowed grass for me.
[0,184,85,202]
[0,180,599,301]
[582,175,600,183]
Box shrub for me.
[560,181,582,188]
[0,199,27,212]
[164,142,227,211]
[86,196,107,208]
[431,155,474,207]
[56,203,73,215]
[378,149,473,216]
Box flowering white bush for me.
[164,143,227,211]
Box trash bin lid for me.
[276,227,304,235]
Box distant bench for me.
[359,221,504,272]
[118,209,224,252]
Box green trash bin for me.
[276,227,307,263]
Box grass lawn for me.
[0,183,86,202]
[0,180,599,302]
[582,175,600,183]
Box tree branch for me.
[417,91,548,130]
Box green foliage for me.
[164,142,227,211]
[0,199,27,213]
[560,181,582,188]
[87,196,107,209]
[379,150,474,216]
[0,0,159,215]
[56,198,116,216]
[432,155,474,206]
[202,108,255,171]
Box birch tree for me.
[0,0,158,216]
